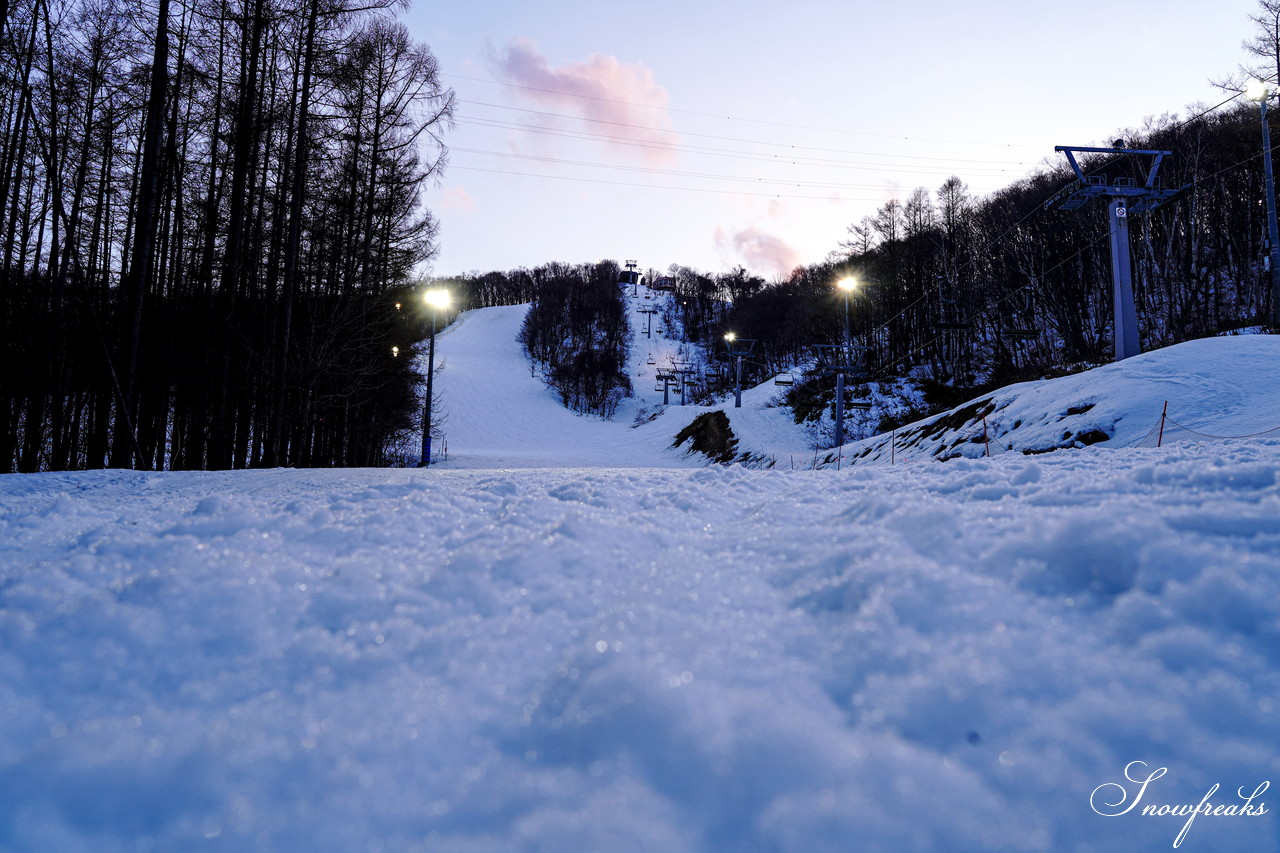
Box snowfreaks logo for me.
[1090,761,1270,848]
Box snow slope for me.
[431,291,813,468]
[842,335,1280,466]
[430,304,700,468]
[1,447,1278,852]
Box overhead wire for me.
[450,144,1013,193]
[448,164,888,201]
[445,74,1050,197]
[458,99,1042,166]
[452,117,1035,179]
[444,72,1046,149]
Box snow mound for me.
[842,335,1280,465]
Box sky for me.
[406,0,1267,281]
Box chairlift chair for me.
[933,280,970,331]
[1003,291,1038,340]
[775,372,795,386]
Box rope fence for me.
[1135,402,1280,448]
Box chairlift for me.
[933,278,970,331]
[774,372,795,386]
[646,356,656,365]
[1003,291,1039,340]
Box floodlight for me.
[1247,79,1272,102]
[423,289,451,310]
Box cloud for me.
[494,38,678,166]
[440,185,477,215]
[716,226,803,280]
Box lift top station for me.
[1046,144,1190,361]
[618,259,643,289]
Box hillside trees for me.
[0,0,453,471]
[516,261,632,417]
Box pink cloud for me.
[717,226,803,280]
[440,185,476,215]
[494,38,678,166]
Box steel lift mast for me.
[1046,145,1189,361]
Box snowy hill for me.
[432,292,1280,471]
[429,304,700,468]
[431,285,814,468]
[842,335,1280,466]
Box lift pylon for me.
[1046,145,1190,361]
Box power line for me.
[443,72,1047,150]
[458,99,1042,166]
[453,117,1034,179]
[448,164,893,201]
[450,145,1003,192]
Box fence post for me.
[891,428,895,465]
[982,417,991,458]
[1157,400,1168,448]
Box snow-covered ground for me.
[2,449,1278,851]
[2,305,1279,851]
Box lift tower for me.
[1046,145,1188,361]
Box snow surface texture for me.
[2,448,1279,852]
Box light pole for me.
[1248,78,1280,326]
[832,276,859,449]
[724,332,742,408]
[419,288,451,467]
[836,276,858,346]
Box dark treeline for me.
[692,104,1275,391]
[511,261,631,417]
[0,0,453,471]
